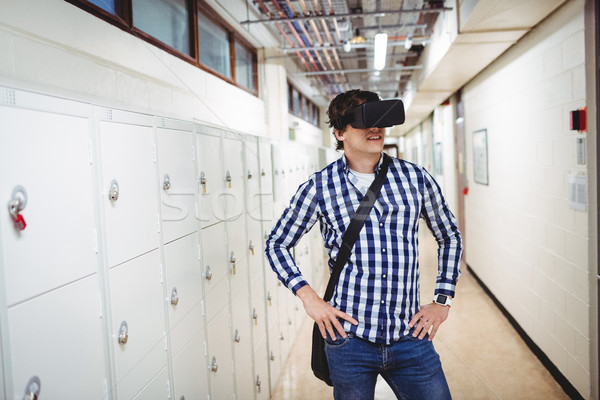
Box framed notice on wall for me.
[473,129,489,185]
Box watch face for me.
[437,294,448,304]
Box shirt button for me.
[382,249,386,253]
[383,274,387,278]
[380,223,383,226]
[381,300,385,304]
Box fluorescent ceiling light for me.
[374,32,388,71]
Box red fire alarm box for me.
[570,107,587,132]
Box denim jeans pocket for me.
[324,331,351,348]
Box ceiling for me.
[238,0,568,135]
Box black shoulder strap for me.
[323,153,391,302]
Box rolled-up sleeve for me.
[420,170,463,297]
[265,177,319,294]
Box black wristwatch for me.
[433,293,452,307]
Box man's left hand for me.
[408,302,451,341]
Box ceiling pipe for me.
[240,7,452,25]
[296,65,422,76]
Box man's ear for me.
[334,128,345,142]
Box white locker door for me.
[8,275,106,399]
[231,288,254,400]
[109,249,167,400]
[206,307,235,400]
[254,339,270,400]
[156,127,197,244]
[244,136,261,218]
[172,330,209,400]
[196,132,223,228]
[227,215,248,297]
[164,233,203,356]
[222,136,245,222]
[98,119,159,268]
[201,223,229,323]
[257,138,274,224]
[0,106,97,306]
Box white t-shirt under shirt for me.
[349,169,375,191]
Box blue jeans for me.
[324,331,452,400]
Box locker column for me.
[195,127,235,400]
[0,89,107,399]
[155,117,208,400]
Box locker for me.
[244,135,261,216]
[231,288,254,400]
[172,330,209,400]
[132,367,169,400]
[163,233,203,356]
[254,338,270,400]
[196,132,224,228]
[206,307,235,400]
[222,136,246,222]
[257,138,274,224]
[7,275,106,399]
[0,106,97,306]
[156,126,197,244]
[98,119,159,268]
[109,249,167,400]
[201,222,229,322]
[227,214,249,296]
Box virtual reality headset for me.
[333,99,405,130]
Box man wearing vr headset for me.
[266,89,462,399]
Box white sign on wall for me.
[568,172,587,211]
[473,129,488,185]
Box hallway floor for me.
[271,228,570,400]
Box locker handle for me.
[109,180,120,202]
[252,308,258,325]
[247,170,252,179]
[270,351,275,361]
[205,266,212,281]
[23,376,41,400]
[249,241,255,255]
[256,375,262,393]
[210,356,218,373]
[280,332,285,341]
[230,252,236,275]
[8,185,27,231]
[225,171,232,188]
[170,287,179,306]
[162,174,171,191]
[234,329,241,343]
[267,292,272,306]
[261,169,266,177]
[199,171,207,194]
[118,321,128,345]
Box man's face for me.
[334,124,385,158]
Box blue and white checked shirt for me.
[265,153,462,344]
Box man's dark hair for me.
[327,89,380,150]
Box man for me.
[265,89,462,399]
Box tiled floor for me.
[271,228,569,400]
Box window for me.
[66,0,258,95]
[198,13,231,78]
[288,82,320,126]
[132,0,191,56]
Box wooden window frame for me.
[65,0,258,96]
[287,81,320,127]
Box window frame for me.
[287,82,320,127]
[65,0,258,96]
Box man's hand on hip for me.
[408,301,451,341]
[296,285,358,339]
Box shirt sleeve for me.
[420,169,463,297]
[265,177,319,295]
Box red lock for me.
[12,213,26,231]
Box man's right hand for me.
[296,285,358,339]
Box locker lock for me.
[199,171,207,194]
[234,329,241,343]
[108,180,120,202]
[118,321,129,345]
[267,292,272,306]
[225,171,232,188]
[8,185,27,231]
[280,332,285,341]
[261,169,266,177]
[170,287,179,306]
[249,241,255,255]
[162,174,171,191]
[252,308,258,325]
[210,356,218,373]
[270,351,275,361]
[23,376,41,400]
[247,170,252,179]
[230,252,236,275]
[256,375,262,393]
[205,266,212,281]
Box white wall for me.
[463,0,592,396]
